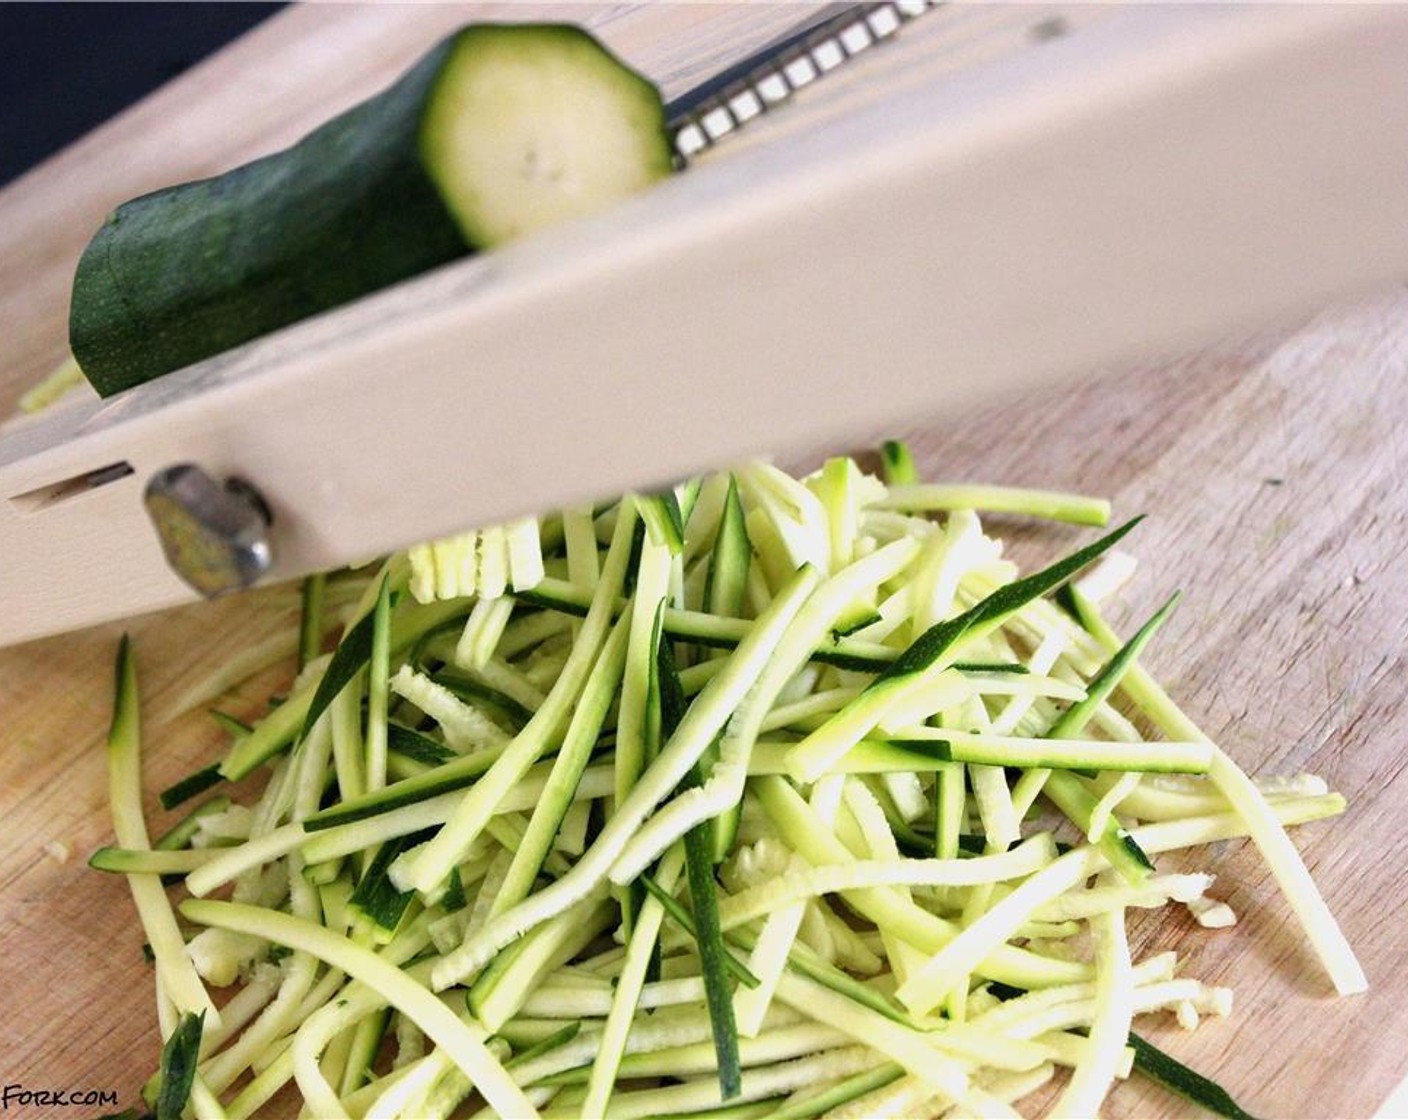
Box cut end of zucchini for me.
[421,24,673,247]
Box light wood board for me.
[1,4,1405,1117]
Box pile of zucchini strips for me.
[92,446,1363,1120]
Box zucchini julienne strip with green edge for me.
[158,762,224,811]
[92,448,1362,1118]
[871,482,1112,527]
[783,514,1142,785]
[669,644,744,1101]
[105,638,220,1030]
[154,1011,204,1120]
[1060,584,1367,997]
[1127,1031,1259,1120]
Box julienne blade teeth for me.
[668,2,940,163]
[89,447,1359,1119]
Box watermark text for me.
[2,1084,120,1110]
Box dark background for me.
[0,3,284,189]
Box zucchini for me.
[70,23,672,396]
[154,1011,205,1120]
[94,450,1361,1119]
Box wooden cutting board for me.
[1,4,1406,1117]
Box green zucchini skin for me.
[71,37,466,397]
[70,24,671,397]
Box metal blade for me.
[665,2,935,161]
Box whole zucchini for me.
[70,23,673,397]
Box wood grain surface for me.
[1,4,1406,1118]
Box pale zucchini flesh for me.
[423,25,673,247]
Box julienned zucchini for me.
[93,450,1364,1119]
[70,23,673,396]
